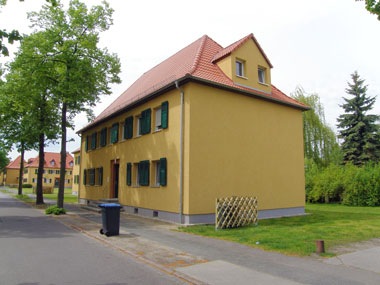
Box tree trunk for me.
[57,102,67,209]
[36,133,45,205]
[17,141,25,195]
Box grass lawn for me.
[178,203,380,256]
[10,187,78,204]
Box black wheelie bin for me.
[98,203,122,236]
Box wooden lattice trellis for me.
[215,196,258,230]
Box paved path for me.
[0,191,186,285]
[2,188,380,284]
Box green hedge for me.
[22,184,33,188]
[306,162,380,206]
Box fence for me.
[215,196,258,230]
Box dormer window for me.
[69,161,73,167]
[258,68,266,84]
[50,160,55,166]
[236,60,244,77]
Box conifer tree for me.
[337,71,380,165]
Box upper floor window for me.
[236,60,244,77]
[258,68,266,84]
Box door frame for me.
[110,159,120,199]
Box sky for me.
[1,0,380,161]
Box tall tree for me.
[1,33,60,198]
[292,87,340,167]
[27,0,121,208]
[337,71,380,165]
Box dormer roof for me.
[25,152,74,169]
[212,33,273,68]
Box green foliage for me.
[337,71,380,166]
[0,148,9,170]
[22,184,32,188]
[307,162,380,206]
[16,194,30,200]
[291,87,340,167]
[45,205,66,215]
[357,0,380,20]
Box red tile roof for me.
[81,34,308,132]
[6,156,24,169]
[72,148,80,154]
[25,152,74,169]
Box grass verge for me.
[10,187,78,204]
[178,203,380,256]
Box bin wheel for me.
[100,229,104,235]
[105,232,110,237]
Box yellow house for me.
[2,155,24,186]
[72,148,81,194]
[78,34,309,224]
[24,152,74,188]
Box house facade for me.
[78,34,309,224]
[24,152,74,188]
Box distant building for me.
[24,152,74,188]
[71,148,81,194]
[1,156,25,186]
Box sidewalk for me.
[2,187,380,284]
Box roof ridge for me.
[188,35,208,75]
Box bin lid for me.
[98,203,122,208]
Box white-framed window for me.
[258,68,266,84]
[50,160,55,166]
[136,115,142,137]
[155,107,162,131]
[69,161,73,167]
[154,160,161,186]
[236,60,244,77]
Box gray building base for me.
[120,205,305,225]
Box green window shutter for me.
[100,128,107,147]
[139,160,150,186]
[161,101,168,129]
[111,123,119,143]
[35,169,38,174]
[85,136,89,151]
[91,132,97,150]
[159,158,167,186]
[141,109,151,135]
[126,163,131,186]
[99,167,103,185]
[83,169,87,185]
[124,116,133,139]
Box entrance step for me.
[80,199,124,213]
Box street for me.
[0,192,186,285]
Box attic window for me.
[258,68,266,84]
[236,60,244,77]
[69,161,73,167]
[50,160,55,166]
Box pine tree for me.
[337,71,380,166]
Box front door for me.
[111,159,120,199]
[54,178,59,187]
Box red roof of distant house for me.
[81,34,308,132]
[72,148,80,154]
[25,152,74,169]
[6,155,24,169]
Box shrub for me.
[308,164,346,203]
[45,205,66,215]
[22,184,33,188]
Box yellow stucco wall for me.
[217,39,272,94]
[80,80,305,216]
[5,169,20,185]
[24,167,73,187]
[186,83,305,214]
[0,171,4,185]
[80,87,191,213]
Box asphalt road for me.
[0,192,186,285]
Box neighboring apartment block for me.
[72,148,81,194]
[1,155,24,186]
[78,34,309,224]
[24,152,74,188]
